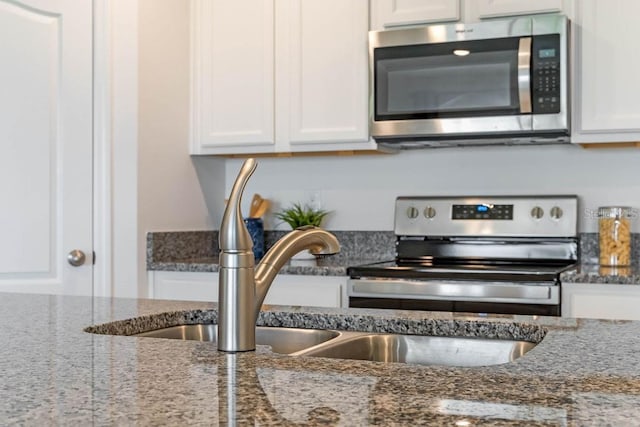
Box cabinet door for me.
[190,0,275,154]
[277,0,373,151]
[474,0,563,19]
[149,271,219,302]
[370,0,460,30]
[572,0,640,143]
[265,275,345,308]
[149,271,345,308]
[562,283,640,320]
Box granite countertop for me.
[147,255,381,276]
[4,292,640,425]
[560,264,640,285]
[147,231,640,284]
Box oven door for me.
[369,16,568,141]
[348,278,560,316]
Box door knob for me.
[67,250,86,267]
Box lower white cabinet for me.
[562,283,640,320]
[148,271,346,308]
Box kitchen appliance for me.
[347,196,578,316]
[369,15,570,148]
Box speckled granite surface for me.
[561,264,640,285]
[5,293,640,425]
[147,230,395,276]
[149,231,640,286]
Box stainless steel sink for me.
[135,325,340,355]
[294,332,536,367]
[134,324,536,366]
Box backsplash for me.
[148,230,639,267]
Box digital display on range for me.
[452,204,513,220]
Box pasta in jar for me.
[598,207,632,266]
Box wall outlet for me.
[309,191,322,211]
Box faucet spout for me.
[218,159,340,353]
[254,226,340,318]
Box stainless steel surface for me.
[371,115,534,140]
[67,250,86,267]
[517,37,532,113]
[394,196,578,238]
[135,324,536,367]
[136,325,340,355]
[218,159,340,352]
[369,15,569,146]
[297,332,536,367]
[348,279,559,305]
[369,17,532,47]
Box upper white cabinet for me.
[472,0,563,19]
[370,0,568,29]
[276,0,371,151]
[190,0,275,155]
[370,0,460,29]
[571,0,640,144]
[191,0,375,155]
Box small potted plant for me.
[274,203,331,265]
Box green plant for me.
[274,203,330,229]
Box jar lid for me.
[598,206,633,218]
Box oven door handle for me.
[348,279,558,304]
[518,37,532,114]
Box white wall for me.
[225,144,640,233]
[138,0,222,296]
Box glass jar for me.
[598,206,632,266]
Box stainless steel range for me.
[347,196,578,316]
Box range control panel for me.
[452,204,514,220]
[395,195,578,238]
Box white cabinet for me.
[370,0,460,30]
[370,0,568,29]
[562,283,640,320]
[472,0,563,19]
[191,0,374,155]
[148,271,346,308]
[276,0,371,151]
[571,0,640,144]
[190,0,275,155]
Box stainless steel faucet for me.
[217,158,340,352]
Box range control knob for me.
[406,206,419,219]
[423,206,436,219]
[530,206,544,220]
[550,206,563,220]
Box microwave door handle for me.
[517,37,532,113]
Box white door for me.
[0,0,93,295]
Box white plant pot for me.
[290,249,317,267]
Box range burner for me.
[347,196,579,316]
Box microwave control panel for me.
[532,34,561,114]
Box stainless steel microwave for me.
[369,15,570,148]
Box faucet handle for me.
[219,158,257,254]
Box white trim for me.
[91,0,139,298]
[92,0,113,297]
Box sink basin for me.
[135,325,340,355]
[295,333,536,367]
[131,324,537,366]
